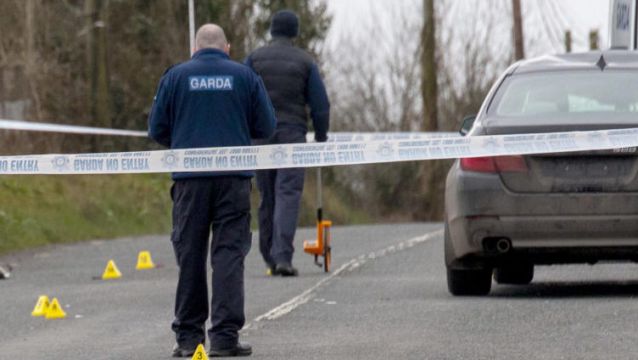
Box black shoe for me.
[274,263,298,277]
[0,265,10,279]
[172,343,197,358]
[209,342,252,357]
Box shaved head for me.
[195,24,228,52]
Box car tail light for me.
[460,157,496,172]
[460,156,528,173]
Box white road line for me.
[242,228,443,332]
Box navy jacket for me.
[245,37,330,142]
[148,48,276,179]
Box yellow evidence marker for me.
[31,295,50,317]
[45,298,67,319]
[135,250,155,270]
[191,344,209,360]
[102,259,123,280]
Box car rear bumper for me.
[445,162,638,262]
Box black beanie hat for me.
[270,10,299,38]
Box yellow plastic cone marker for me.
[191,344,209,360]
[45,298,66,319]
[135,251,155,270]
[102,260,122,280]
[31,295,50,317]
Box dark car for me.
[444,50,638,296]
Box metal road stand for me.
[303,168,332,272]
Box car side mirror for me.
[459,115,477,136]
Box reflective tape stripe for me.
[307,132,459,142]
[0,119,148,137]
[0,118,458,142]
[0,127,635,175]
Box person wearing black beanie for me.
[245,10,331,277]
[270,10,299,38]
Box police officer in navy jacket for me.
[245,10,330,277]
[148,24,276,358]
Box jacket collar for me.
[271,36,294,46]
[192,48,230,60]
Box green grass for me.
[0,172,369,256]
[298,171,370,226]
[0,174,173,255]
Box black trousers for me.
[170,177,252,349]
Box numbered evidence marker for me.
[135,251,156,270]
[44,298,67,319]
[191,344,209,360]
[101,259,123,280]
[31,295,50,317]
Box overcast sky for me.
[325,0,610,56]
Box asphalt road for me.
[2,223,638,359]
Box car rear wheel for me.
[447,268,492,296]
[444,222,492,296]
[493,263,534,285]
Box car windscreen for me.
[489,70,638,117]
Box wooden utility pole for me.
[419,0,442,220]
[565,30,572,53]
[189,0,195,55]
[512,0,525,60]
[25,0,42,118]
[421,0,437,132]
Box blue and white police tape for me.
[0,118,148,137]
[0,127,636,175]
[0,117,458,142]
[312,131,459,142]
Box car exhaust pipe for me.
[495,238,512,254]
[482,237,512,254]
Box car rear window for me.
[491,71,638,116]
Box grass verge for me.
[0,172,369,255]
[0,174,172,255]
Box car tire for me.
[444,222,492,296]
[493,263,534,285]
[447,268,492,296]
[443,221,455,266]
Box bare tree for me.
[421,0,438,132]
[323,0,511,220]
[86,0,112,129]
